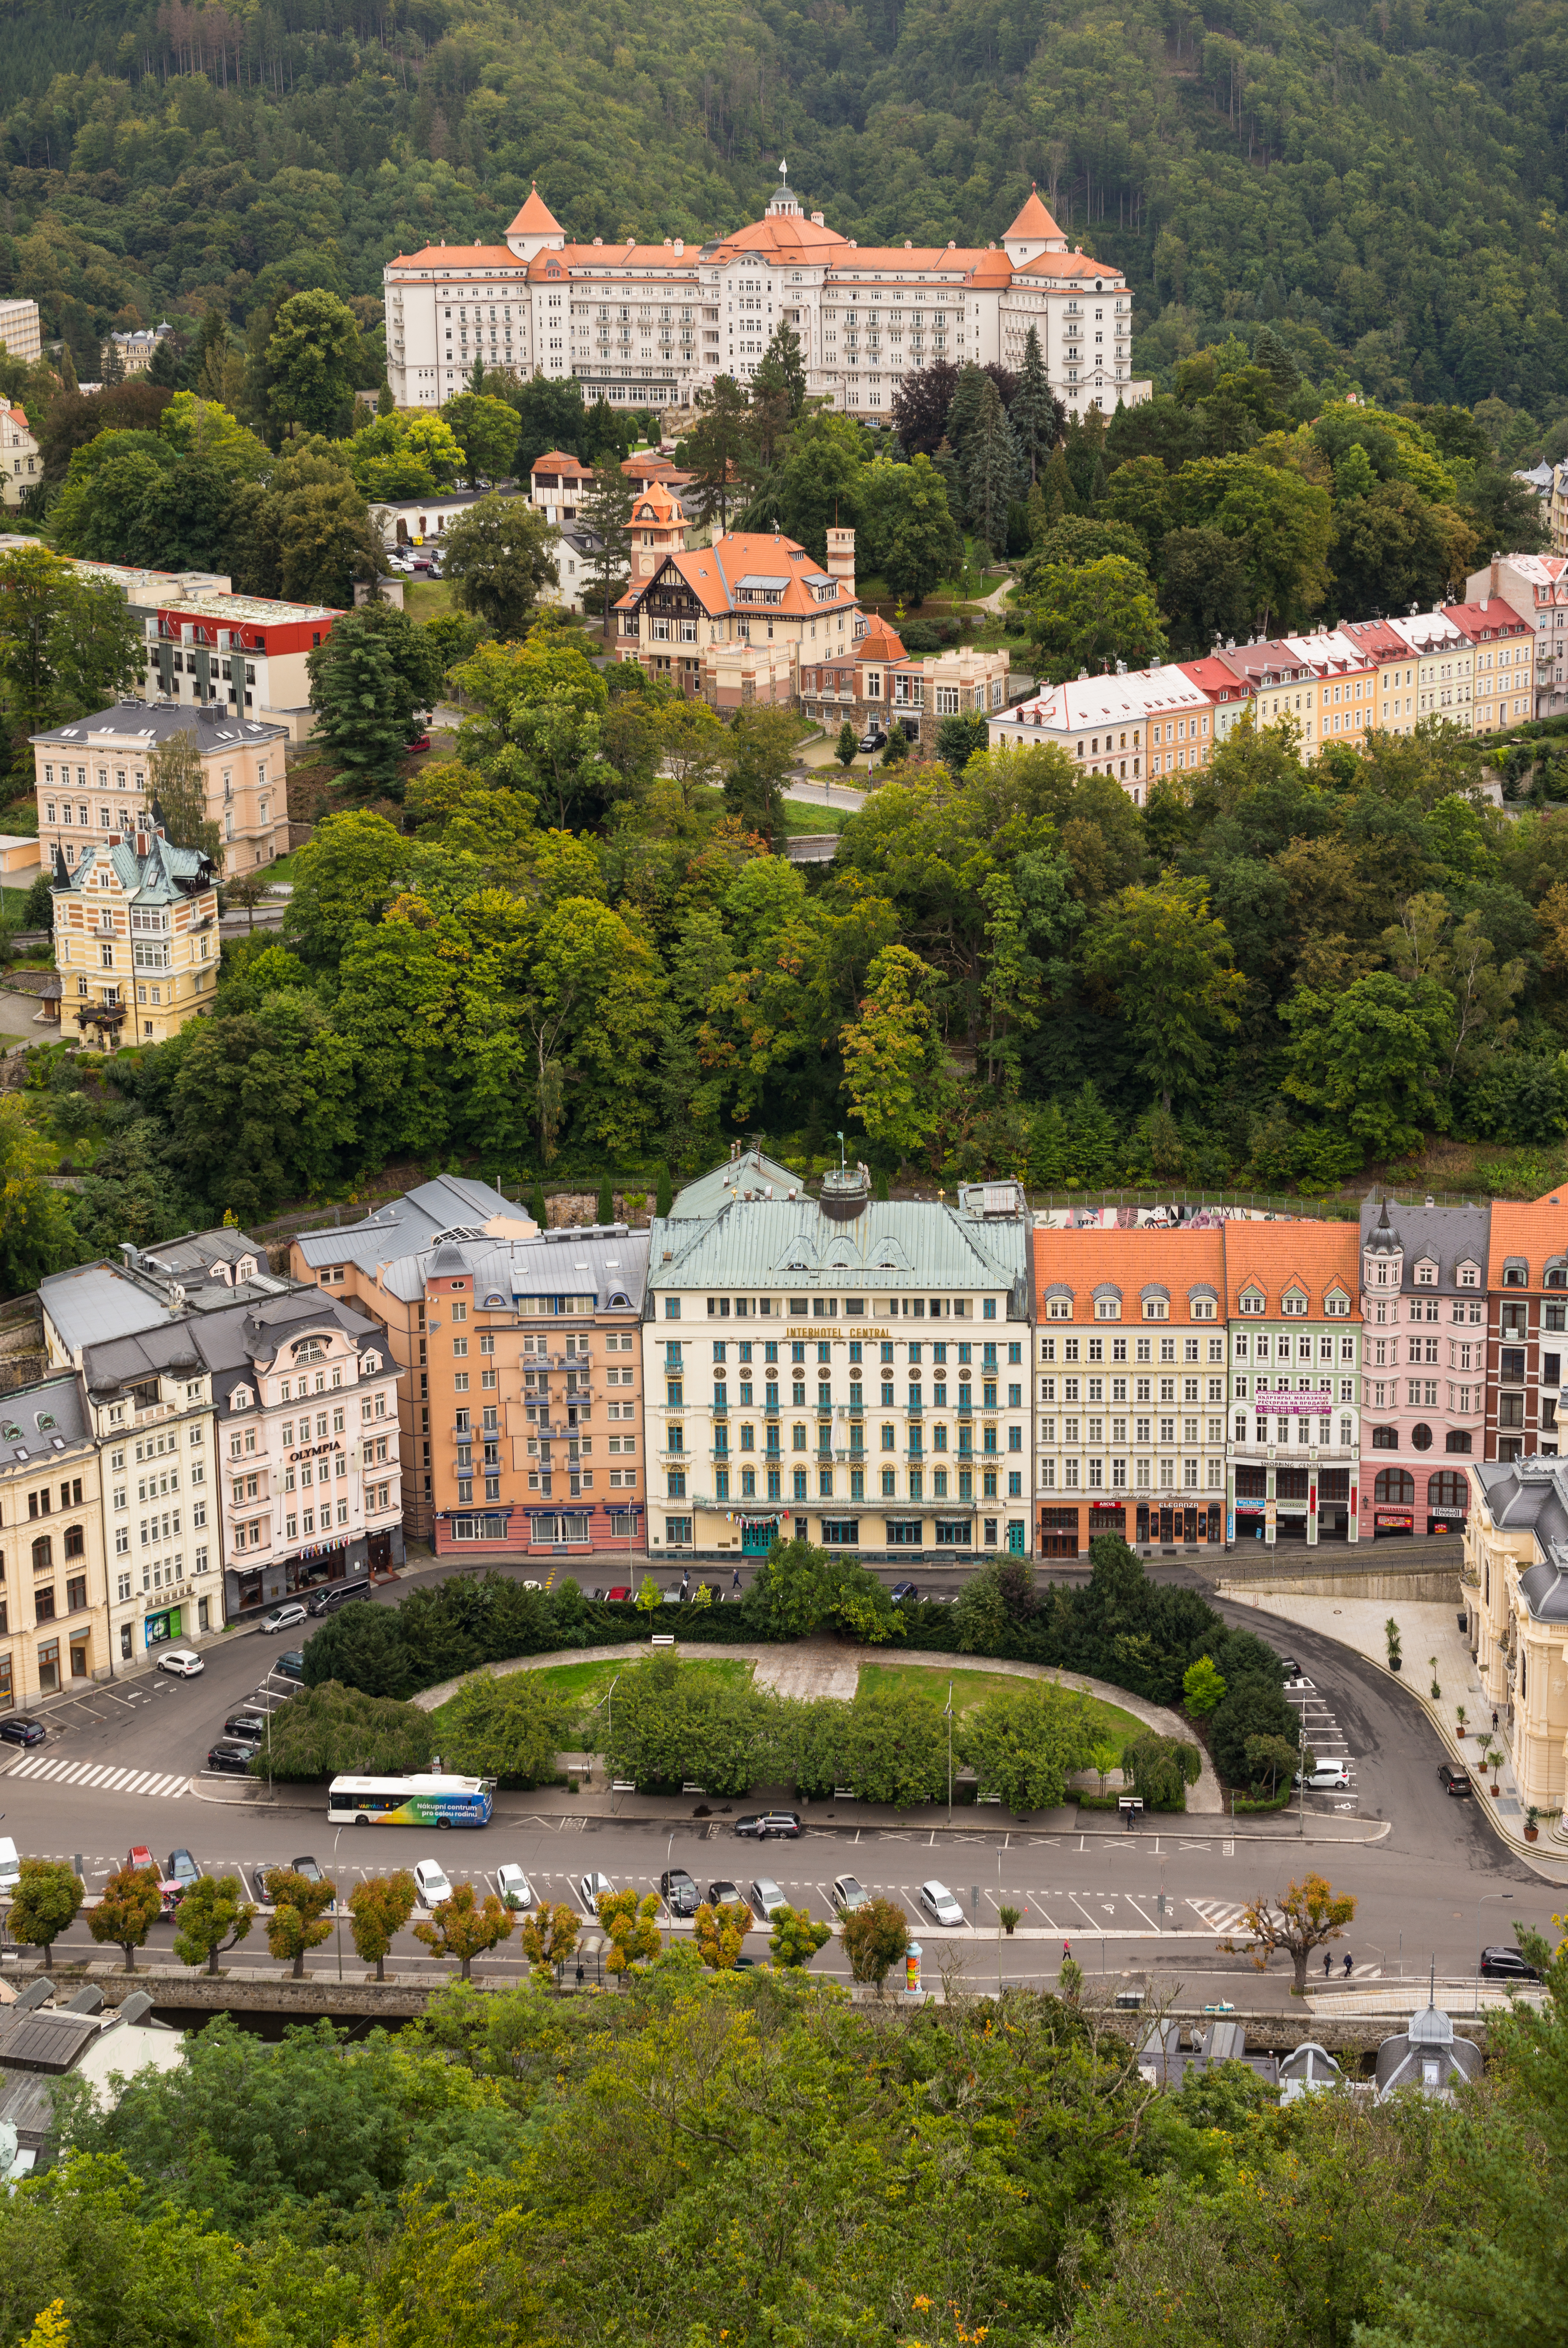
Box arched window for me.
[1371,1425,1399,1449]
[1445,1429,1473,1454]
[31,1534,51,1571]
[1374,1468,1414,1506]
[1429,1470,1469,1512]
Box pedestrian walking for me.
[1062,1939,1071,1962]
[1343,1952,1354,1977]
[732,1568,741,1589]
[1323,1950,1332,1977]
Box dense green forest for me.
[0,0,1566,437]
[9,1904,1568,2348]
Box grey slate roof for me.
[1374,2001,1483,2100]
[375,1228,650,1312]
[41,1245,293,1360]
[292,1176,535,1276]
[1473,1458,1568,1594]
[0,1373,92,1464]
[1359,1199,1491,1290]
[648,1197,1029,1317]
[57,828,214,905]
[31,700,285,752]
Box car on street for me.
[165,1849,201,1892]
[275,1650,305,1682]
[577,1871,615,1913]
[706,1880,746,1912]
[832,1875,869,1915]
[405,734,432,756]
[261,1603,308,1634]
[1438,1764,1473,1797]
[0,1715,46,1748]
[306,1582,371,1617]
[659,1867,700,1917]
[606,1586,632,1602]
[1480,1944,1540,1980]
[1294,1762,1354,1791]
[207,1740,257,1776]
[413,1859,452,1908]
[223,1711,268,1743]
[858,726,887,753]
[495,1864,534,1911]
[918,1879,965,1927]
[734,1809,802,1839]
[158,1649,204,1677]
[890,1580,919,1602]
[290,1855,324,1883]
[126,1844,156,1876]
[750,1876,785,1917]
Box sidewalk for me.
[1217,1581,1568,1880]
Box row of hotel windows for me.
[669,1468,1025,1500]
[683,1297,1003,1321]
[661,1521,1016,1550]
[1041,1334,1225,1363]
[1040,1459,1226,1490]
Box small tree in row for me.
[263,1866,337,1979]
[414,1882,514,1980]
[89,1865,163,1973]
[520,1901,579,1987]
[349,1871,418,1982]
[7,1860,84,1965]
[171,1874,256,1974]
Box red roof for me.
[1487,1201,1568,1289]
[1004,189,1068,246]
[1223,1222,1359,1318]
[1033,1226,1226,1317]
[619,528,860,623]
[1180,655,1247,702]
[531,451,593,479]
[507,184,563,237]
[1443,598,1533,642]
[387,244,514,270]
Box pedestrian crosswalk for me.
[1188,1899,1251,1935]
[3,1754,187,1800]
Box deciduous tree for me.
[768,1903,833,1967]
[348,1871,418,1981]
[1218,1871,1356,1994]
[962,1683,1095,1814]
[440,495,559,637]
[1026,554,1168,682]
[266,290,363,439]
[1083,877,1247,1112]
[88,1864,163,1972]
[840,942,946,1165]
[171,1873,256,1974]
[518,1900,579,1985]
[841,1895,910,1988]
[693,1899,753,1969]
[597,1886,661,1983]
[7,1859,84,1964]
[413,1881,515,1980]
[262,1865,337,1978]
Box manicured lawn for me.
[426,1651,755,1732]
[856,1661,1147,1748]
[404,579,458,619]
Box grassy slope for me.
[856,1661,1147,1748]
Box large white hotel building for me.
[383,172,1150,421]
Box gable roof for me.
[620,530,858,622]
[1356,1201,1491,1290]
[60,829,214,906]
[1486,1200,1568,1288]
[1032,1225,1225,1312]
[1223,1222,1359,1316]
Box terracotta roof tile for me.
[1222,1222,1359,1317]
[1033,1226,1226,1315]
[1487,1201,1568,1288]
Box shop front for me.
[1426,1469,1469,1538]
[1038,1504,1081,1558]
[1275,1466,1310,1543]
[1317,1467,1352,1541]
[227,1534,372,1620]
[1233,1464,1268,1543]
[1373,1468,1415,1536]
[1136,1502,1223,1547]
[1089,1502,1128,1543]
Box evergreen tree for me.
[376,381,395,415]
[687,377,751,527]
[596,1177,614,1224]
[943,364,990,477]
[656,1165,673,1216]
[835,720,859,768]
[530,1176,549,1229]
[145,336,182,390]
[963,378,1023,559]
[1011,326,1062,483]
[579,460,636,645]
[755,317,807,417]
[932,435,964,522]
[101,335,125,388]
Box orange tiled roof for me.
[387,244,514,269]
[1487,1200,1568,1288]
[1032,1225,1225,1316]
[626,529,859,622]
[630,482,683,525]
[1004,188,1068,245]
[858,615,906,662]
[532,450,593,478]
[508,184,563,237]
[1223,1222,1359,1317]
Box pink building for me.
[1359,1200,1490,1539]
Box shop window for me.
[1374,1468,1415,1506]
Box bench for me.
[611,1780,637,1794]
[651,1633,676,1648]
[681,1783,707,1795]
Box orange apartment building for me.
[1484,1201,1568,1465]
[1223,1221,1363,1548]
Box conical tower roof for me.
[1003,186,1068,248]
[507,183,563,237]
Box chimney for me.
[826,525,855,598]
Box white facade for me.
[1464,552,1568,717]
[385,178,1150,422]
[0,297,41,365]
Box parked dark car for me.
[0,1715,46,1748]
[659,1867,700,1917]
[857,726,887,753]
[707,1880,746,1911]
[223,1710,268,1743]
[1480,1944,1540,1980]
[165,1849,201,1891]
[275,1649,306,1682]
[206,1741,256,1776]
[1438,1764,1472,1797]
[306,1581,371,1618]
[890,1580,920,1602]
[735,1810,802,1839]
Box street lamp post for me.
[945,1682,954,1825]
[333,1824,345,1982]
[1475,1891,1514,2015]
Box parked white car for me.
[157,1649,204,1678]
[918,1879,965,1926]
[413,1860,453,1908]
[496,1864,534,1911]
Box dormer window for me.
[1324,1291,1350,1317]
[1546,1264,1568,1291]
[293,1337,326,1362]
[1239,1291,1265,1316]
[1415,1261,1437,1286]
[1458,1264,1478,1286]
[1282,1290,1307,1315]
[1095,1299,1121,1320]
[1190,1298,1216,1320]
[1142,1298,1169,1321]
[1047,1298,1072,1320]
[1503,1263,1528,1288]
[231,1387,251,1409]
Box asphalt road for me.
[0,1561,1546,1999]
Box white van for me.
[0,1838,19,1897]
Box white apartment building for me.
[0,297,42,365]
[644,1154,1032,1565]
[985,661,1215,800]
[385,175,1150,422]
[1464,553,1568,717]
[1031,1227,1229,1561]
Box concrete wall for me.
[1216,1567,1463,1604]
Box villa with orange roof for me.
[0,400,38,509]
[383,169,1151,422]
[1224,1222,1362,1550]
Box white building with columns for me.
[383,175,1150,422]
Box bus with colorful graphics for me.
[327,1772,495,1827]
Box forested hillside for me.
[0,0,1565,433]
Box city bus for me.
[327,1772,495,1827]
